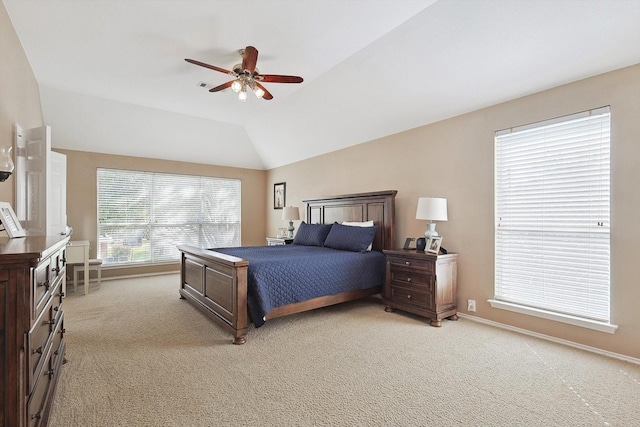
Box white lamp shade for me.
[416,197,448,221]
[282,206,300,221]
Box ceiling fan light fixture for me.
[231,80,242,93]
[253,87,265,99]
[238,89,248,102]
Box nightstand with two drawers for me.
[382,249,458,327]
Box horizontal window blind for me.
[494,107,610,322]
[98,169,241,265]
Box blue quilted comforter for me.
[213,245,386,327]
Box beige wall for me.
[0,3,44,203]
[267,64,640,360]
[58,149,267,278]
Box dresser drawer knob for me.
[407,294,412,299]
[32,412,42,420]
[45,320,55,325]
[405,261,411,266]
[406,277,412,282]
[52,266,61,273]
[40,280,50,290]
[32,346,43,355]
[46,369,55,377]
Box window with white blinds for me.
[97,168,241,265]
[494,106,611,325]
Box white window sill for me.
[487,299,618,334]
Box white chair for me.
[72,259,103,292]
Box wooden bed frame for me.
[178,190,397,344]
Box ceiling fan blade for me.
[258,74,304,84]
[209,81,234,92]
[185,58,234,76]
[242,46,259,74]
[255,82,273,100]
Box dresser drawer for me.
[28,354,53,427]
[28,295,55,392]
[50,314,65,374]
[388,285,434,310]
[33,260,51,319]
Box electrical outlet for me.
[467,299,476,312]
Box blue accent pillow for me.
[323,222,378,252]
[292,222,332,247]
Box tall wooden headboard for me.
[303,190,397,251]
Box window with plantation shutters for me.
[97,168,240,265]
[491,106,615,332]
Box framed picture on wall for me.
[0,202,26,238]
[274,182,286,209]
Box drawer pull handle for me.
[61,328,66,334]
[52,266,61,273]
[45,320,55,325]
[46,369,55,377]
[407,294,412,299]
[405,261,411,266]
[32,346,43,355]
[406,277,412,282]
[32,412,42,420]
[40,280,50,290]
[54,306,59,312]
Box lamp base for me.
[287,220,295,239]
[424,222,439,240]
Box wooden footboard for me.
[179,245,250,344]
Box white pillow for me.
[342,221,375,251]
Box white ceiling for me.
[4,0,640,170]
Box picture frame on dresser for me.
[426,236,442,254]
[274,182,286,209]
[0,202,26,238]
[277,227,288,238]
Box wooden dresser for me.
[1,235,69,427]
[382,249,458,327]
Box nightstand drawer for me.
[387,255,435,273]
[388,286,434,310]
[389,268,434,289]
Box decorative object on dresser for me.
[0,202,26,238]
[1,234,69,426]
[179,190,396,344]
[266,237,293,246]
[415,197,448,239]
[273,182,286,209]
[282,206,300,238]
[0,145,15,181]
[382,249,458,327]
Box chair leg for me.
[97,266,101,286]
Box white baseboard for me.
[457,312,640,365]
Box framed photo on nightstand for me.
[426,236,442,254]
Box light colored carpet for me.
[50,274,640,426]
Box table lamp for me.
[415,197,448,239]
[282,206,300,238]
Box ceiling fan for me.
[185,46,303,101]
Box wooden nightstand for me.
[382,249,458,327]
[266,237,293,246]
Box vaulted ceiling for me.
[4,0,640,170]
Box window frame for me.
[97,168,241,266]
[490,107,616,334]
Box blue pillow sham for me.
[323,222,377,252]
[292,222,333,247]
